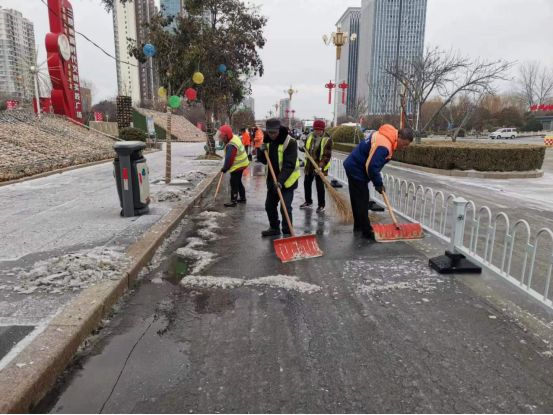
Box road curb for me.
[388,161,544,179]
[0,164,221,413]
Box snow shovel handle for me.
[382,190,401,230]
[264,150,295,237]
[214,171,224,198]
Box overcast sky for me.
[4,0,553,120]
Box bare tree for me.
[349,96,368,144]
[386,47,514,143]
[441,91,486,142]
[515,61,553,108]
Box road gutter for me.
[0,165,220,413]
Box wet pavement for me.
[37,163,553,413]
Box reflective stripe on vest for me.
[266,136,301,188]
[306,134,331,171]
[226,135,249,172]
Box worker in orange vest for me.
[253,126,264,161]
[241,128,251,160]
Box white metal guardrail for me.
[329,156,553,311]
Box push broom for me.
[303,150,353,224]
[265,150,323,263]
[373,190,425,242]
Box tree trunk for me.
[204,109,216,155]
[415,130,422,145]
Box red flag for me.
[531,104,538,111]
[94,112,103,121]
[546,105,552,112]
[539,104,545,111]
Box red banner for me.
[94,112,103,121]
[46,0,82,122]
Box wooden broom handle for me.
[214,172,224,198]
[264,150,295,237]
[382,190,400,229]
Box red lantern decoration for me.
[286,109,290,119]
[325,80,335,104]
[185,88,197,101]
[338,81,349,104]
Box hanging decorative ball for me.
[185,88,197,101]
[223,95,227,100]
[143,44,156,57]
[227,71,234,78]
[169,95,181,108]
[219,64,227,73]
[226,76,230,80]
[158,87,167,98]
[192,72,204,84]
[231,105,236,111]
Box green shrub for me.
[393,142,545,172]
[330,126,359,143]
[119,127,147,142]
[522,118,543,132]
[326,127,337,136]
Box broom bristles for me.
[318,174,354,224]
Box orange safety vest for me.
[254,130,264,148]
[242,132,251,146]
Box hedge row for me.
[393,142,545,172]
[332,142,545,172]
[327,126,364,144]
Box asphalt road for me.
[36,165,553,413]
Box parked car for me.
[363,129,376,139]
[489,128,517,139]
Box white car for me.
[489,128,517,140]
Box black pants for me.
[265,188,294,231]
[347,174,372,235]
[304,173,325,207]
[230,170,245,201]
[244,145,250,155]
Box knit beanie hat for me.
[219,125,233,140]
[313,120,326,131]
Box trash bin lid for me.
[114,141,146,156]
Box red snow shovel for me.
[265,150,323,262]
[373,190,425,242]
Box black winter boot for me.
[261,227,281,237]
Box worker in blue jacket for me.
[343,125,414,240]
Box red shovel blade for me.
[373,223,425,242]
[273,235,324,263]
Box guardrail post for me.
[450,197,468,252]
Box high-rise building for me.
[160,0,183,29]
[113,0,159,107]
[336,7,361,119]
[356,0,427,114]
[279,98,290,119]
[243,97,255,118]
[0,7,36,100]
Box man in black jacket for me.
[257,118,300,237]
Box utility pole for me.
[392,0,403,115]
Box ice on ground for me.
[153,187,189,202]
[196,219,223,241]
[358,278,438,294]
[186,237,206,248]
[138,221,186,278]
[177,170,208,180]
[3,248,130,294]
[180,275,321,294]
[196,211,227,219]
[176,247,218,274]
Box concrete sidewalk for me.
[38,166,553,413]
[0,143,220,367]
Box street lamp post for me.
[274,102,280,118]
[323,24,356,127]
[284,85,298,129]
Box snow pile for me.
[139,221,187,278]
[195,212,226,240]
[186,237,206,248]
[153,187,189,202]
[180,275,321,294]
[177,170,208,181]
[2,248,130,294]
[176,247,218,274]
